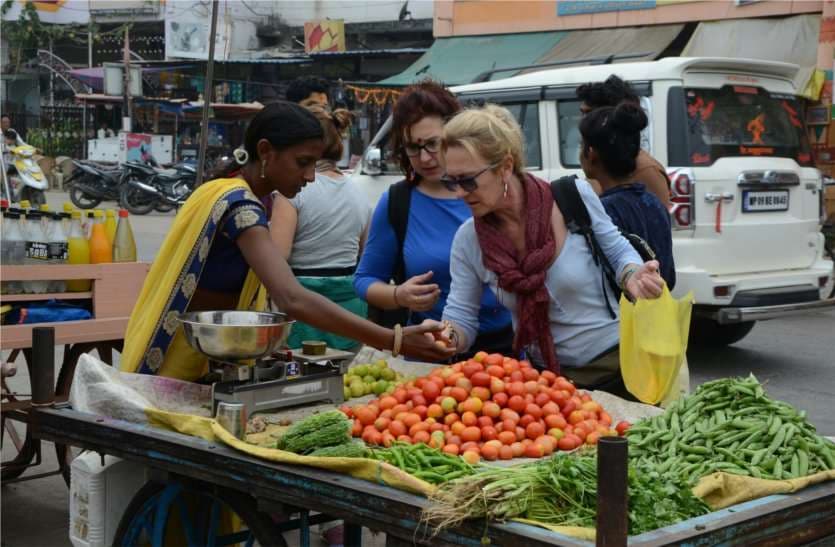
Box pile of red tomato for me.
[340,352,630,462]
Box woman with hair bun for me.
[439,104,664,395]
[270,102,372,350]
[579,102,676,288]
[121,101,454,380]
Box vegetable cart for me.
[1,263,149,484]
[21,333,835,547]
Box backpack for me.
[365,180,412,328]
[549,175,657,317]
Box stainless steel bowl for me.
[179,311,294,361]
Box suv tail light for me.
[669,168,695,230]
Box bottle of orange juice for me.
[104,209,117,245]
[67,211,92,291]
[89,218,112,265]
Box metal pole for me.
[596,436,628,547]
[82,102,87,160]
[123,26,133,128]
[88,29,93,68]
[195,0,220,187]
[31,327,55,407]
[49,38,55,107]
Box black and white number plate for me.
[742,190,789,213]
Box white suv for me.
[352,57,835,345]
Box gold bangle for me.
[392,323,403,357]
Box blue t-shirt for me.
[355,187,511,333]
[600,183,676,289]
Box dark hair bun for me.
[331,108,354,132]
[611,102,648,134]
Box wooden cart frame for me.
[1,263,148,484]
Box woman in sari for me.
[121,101,455,380]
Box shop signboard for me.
[165,0,230,60]
[304,20,347,53]
[120,133,153,163]
[557,0,655,16]
[1,0,89,24]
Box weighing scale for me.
[179,311,353,416]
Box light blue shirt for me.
[442,178,641,368]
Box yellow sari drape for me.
[120,178,267,380]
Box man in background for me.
[285,76,330,106]
[576,76,671,206]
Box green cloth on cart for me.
[287,275,367,351]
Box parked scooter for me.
[4,144,48,206]
[119,159,197,215]
[66,160,124,209]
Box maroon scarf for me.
[474,173,559,372]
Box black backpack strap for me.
[365,180,413,329]
[550,177,619,319]
[387,179,412,285]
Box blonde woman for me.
[439,105,664,395]
[271,103,371,351]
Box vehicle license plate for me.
[742,190,789,212]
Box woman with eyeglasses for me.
[354,81,513,358]
[439,104,664,396]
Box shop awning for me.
[521,24,684,74]
[681,14,820,96]
[379,31,568,86]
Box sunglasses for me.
[440,162,500,193]
[404,137,442,157]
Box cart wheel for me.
[1,350,38,481]
[1,380,38,481]
[113,481,288,547]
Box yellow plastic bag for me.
[619,287,693,405]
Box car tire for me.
[690,318,756,347]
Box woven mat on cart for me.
[71,351,835,536]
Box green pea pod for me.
[765,425,788,457]
[679,443,710,456]
[783,424,797,444]
[790,453,800,477]
[768,416,782,437]
[750,448,768,467]
[731,384,755,397]
[798,451,809,476]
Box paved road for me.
[2,191,834,546]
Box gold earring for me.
[260,160,266,179]
[503,181,508,198]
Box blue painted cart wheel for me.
[113,480,287,547]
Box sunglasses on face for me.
[440,162,500,193]
[404,137,442,157]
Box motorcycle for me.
[5,144,48,207]
[66,160,123,209]
[119,160,197,215]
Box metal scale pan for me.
[179,311,347,416]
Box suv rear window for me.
[668,85,813,167]
[557,98,652,168]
